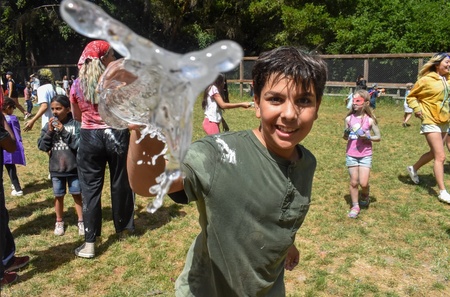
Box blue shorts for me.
[346,155,372,168]
[52,176,81,196]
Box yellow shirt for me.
[407,72,450,125]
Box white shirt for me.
[32,78,40,91]
[204,85,222,123]
[37,84,56,128]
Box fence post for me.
[364,59,369,81]
[239,60,244,97]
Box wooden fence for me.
[12,52,437,100]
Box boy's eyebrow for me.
[263,90,316,98]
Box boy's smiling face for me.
[253,74,321,161]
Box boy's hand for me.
[284,244,299,271]
[23,120,34,132]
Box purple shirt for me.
[3,114,26,165]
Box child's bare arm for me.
[127,129,184,197]
[368,119,381,142]
[343,117,350,140]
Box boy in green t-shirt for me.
[127,46,327,296]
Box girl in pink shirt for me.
[343,90,381,218]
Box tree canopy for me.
[1,0,450,71]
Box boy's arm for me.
[127,129,184,197]
[24,102,48,131]
[0,114,16,153]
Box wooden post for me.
[239,60,244,97]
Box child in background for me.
[201,73,252,135]
[37,95,84,236]
[403,82,414,127]
[125,46,328,296]
[343,89,381,218]
[23,82,33,119]
[2,98,25,196]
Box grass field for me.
[2,94,450,297]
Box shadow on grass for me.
[82,203,185,257]
[344,194,377,209]
[398,173,437,196]
[22,178,53,196]
[14,241,86,284]
[8,196,53,219]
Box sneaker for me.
[1,271,18,286]
[75,242,95,258]
[5,255,30,272]
[348,206,360,219]
[359,195,370,207]
[54,221,65,236]
[438,191,450,204]
[78,221,85,236]
[11,190,23,197]
[10,185,15,191]
[407,166,419,184]
[24,113,31,120]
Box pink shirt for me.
[346,114,373,158]
[69,78,109,129]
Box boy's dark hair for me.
[252,46,327,101]
[51,94,70,108]
[202,73,226,110]
[2,97,16,111]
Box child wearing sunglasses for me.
[343,89,381,218]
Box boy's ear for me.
[254,96,261,118]
[315,99,322,120]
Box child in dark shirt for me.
[37,95,84,236]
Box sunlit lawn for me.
[3,93,450,297]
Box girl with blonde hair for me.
[343,89,381,218]
[70,40,135,258]
[406,53,450,203]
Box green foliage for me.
[2,0,450,71]
[277,3,331,50]
[189,24,216,49]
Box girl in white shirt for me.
[201,74,252,135]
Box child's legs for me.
[358,166,371,196]
[425,132,447,191]
[5,164,22,191]
[202,118,220,135]
[25,99,33,114]
[404,112,412,123]
[52,177,67,221]
[55,196,65,221]
[68,176,83,221]
[348,166,360,204]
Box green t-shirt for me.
[175,130,316,297]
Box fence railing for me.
[227,53,436,99]
[10,53,437,99]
